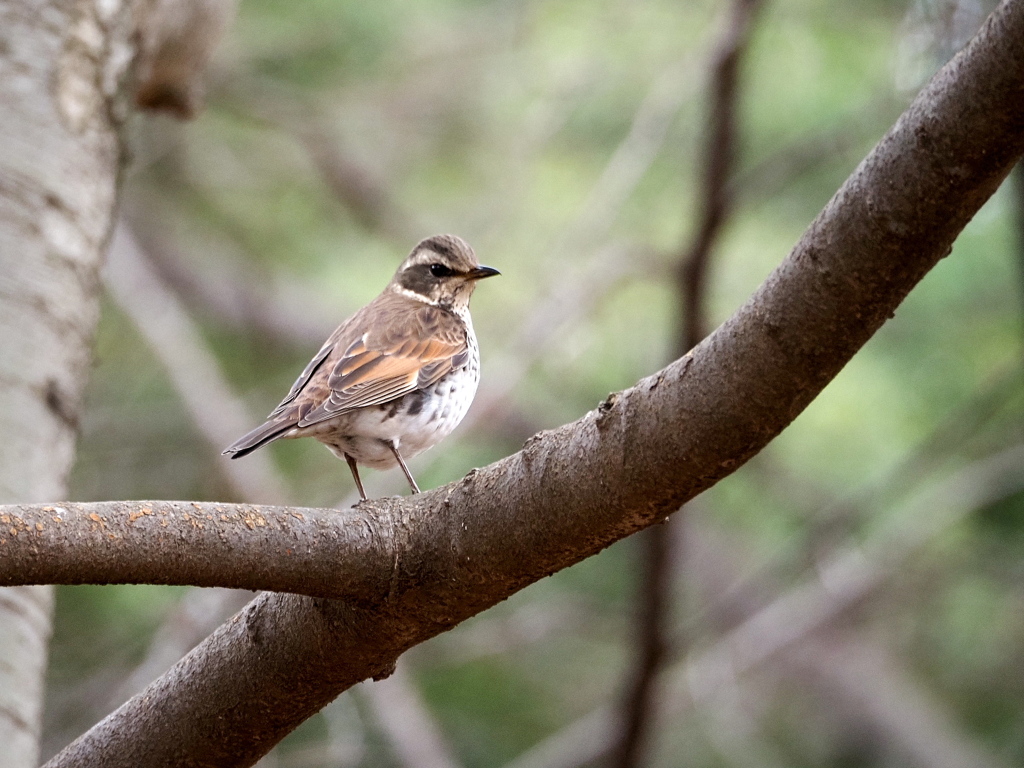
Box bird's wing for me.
[268,338,334,417]
[223,339,335,456]
[290,295,468,428]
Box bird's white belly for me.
[313,362,480,470]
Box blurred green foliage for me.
[47,0,1024,765]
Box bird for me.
[223,234,499,501]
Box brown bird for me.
[223,234,499,500]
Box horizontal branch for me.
[0,501,391,600]
[42,2,1024,766]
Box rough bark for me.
[31,2,1024,766]
[0,1,137,765]
[0,500,395,599]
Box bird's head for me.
[390,234,500,311]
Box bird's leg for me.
[344,453,368,501]
[386,441,421,495]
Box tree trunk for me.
[0,1,135,764]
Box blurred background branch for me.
[105,223,291,505]
[613,1,764,767]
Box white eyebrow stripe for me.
[406,250,443,268]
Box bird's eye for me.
[429,264,454,277]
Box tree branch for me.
[37,2,1024,765]
[675,0,764,351]
[0,500,393,600]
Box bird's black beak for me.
[466,265,501,280]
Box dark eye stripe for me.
[429,264,455,277]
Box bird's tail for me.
[223,418,294,459]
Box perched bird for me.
[223,235,499,501]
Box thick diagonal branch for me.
[35,2,1024,765]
